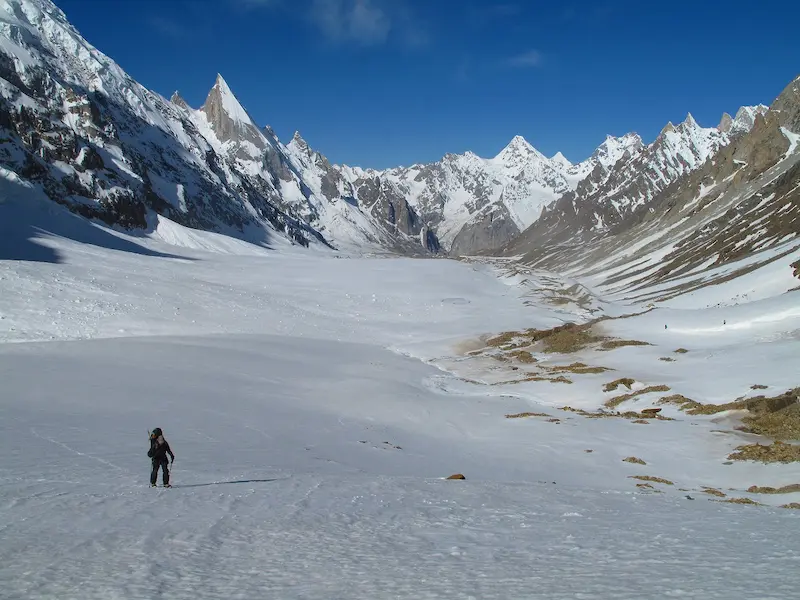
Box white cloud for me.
[506,50,543,68]
[149,16,188,39]
[310,0,392,46]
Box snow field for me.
[3,334,800,599]
[2,198,800,598]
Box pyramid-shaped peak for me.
[660,121,676,136]
[289,130,310,152]
[495,134,545,162]
[289,131,308,150]
[202,73,254,128]
[681,112,698,128]
[550,151,572,168]
[170,90,189,110]
[200,73,264,148]
[213,73,231,93]
[507,135,532,150]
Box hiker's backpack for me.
[147,435,157,458]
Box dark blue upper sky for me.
[55,0,798,169]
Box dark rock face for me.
[421,226,441,253]
[349,174,440,248]
[170,91,190,111]
[285,132,442,253]
[718,112,734,133]
[771,76,800,132]
[449,203,520,256]
[200,75,263,152]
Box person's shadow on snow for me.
[171,478,286,489]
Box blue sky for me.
[56,0,798,169]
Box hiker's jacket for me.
[148,436,175,462]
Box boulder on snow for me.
[446,473,466,480]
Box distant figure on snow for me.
[147,427,175,488]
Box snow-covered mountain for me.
[0,0,445,255]
[321,131,644,255]
[718,104,771,136]
[0,0,794,266]
[503,76,800,300]
[0,0,344,248]
[0,0,652,257]
[511,107,770,245]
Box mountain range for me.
[0,0,798,289]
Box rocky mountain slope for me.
[511,108,769,245]
[502,77,800,302]
[278,125,646,255]
[0,0,598,256]
[0,0,444,254]
[0,0,795,269]
[0,0,338,248]
[331,132,643,255]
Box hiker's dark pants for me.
[151,458,169,485]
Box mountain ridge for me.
[0,0,796,266]
[500,75,800,302]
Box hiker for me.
[148,427,175,487]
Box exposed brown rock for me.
[603,378,635,392]
[629,475,674,485]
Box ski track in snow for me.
[2,207,800,598]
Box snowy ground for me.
[2,193,800,599]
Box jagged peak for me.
[287,130,312,156]
[201,73,255,127]
[681,112,698,128]
[170,91,189,110]
[550,151,572,167]
[290,130,308,147]
[601,132,642,147]
[722,105,770,134]
[660,121,676,136]
[734,104,768,122]
[213,73,231,94]
[506,134,533,151]
[495,134,546,162]
[589,132,643,168]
